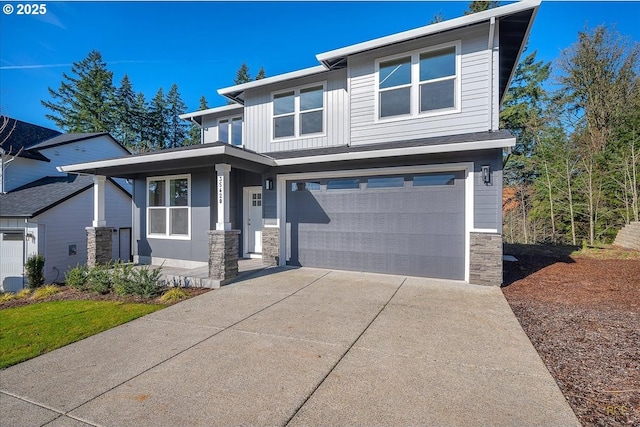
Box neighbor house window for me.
[218,116,243,146]
[273,83,325,139]
[147,175,190,239]
[377,42,459,119]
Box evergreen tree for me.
[148,88,169,150]
[42,50,115,132]
[429,11,445,24]
[464,1,499,15]
[113,74,137,150]
[166,83,188,149]
[255,66,266,80]
[234,62,251,85]
[131,92,151,153]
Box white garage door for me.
[1,231,25,291]
[285,171,466,280]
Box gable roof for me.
[0,117,61,161]
[217,0,540,105]
[0,175,129,218]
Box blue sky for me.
[1,1,639,130]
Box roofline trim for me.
[58,144,277,173]
[179,104,244,122]
[316,0,541,66]
[274,138,516,166]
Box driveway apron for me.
[0,268,580,427]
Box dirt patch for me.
[0,286,210,310]
[503,244,640,426]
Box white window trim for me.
[276,162,474,283]
[374,40,461,124]
[217,115,244,147]
[271,81,327,142]
[146,174,191,240]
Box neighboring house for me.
[0,119,132,290]
[61,1,540,286]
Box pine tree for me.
[464,1,499,15]
[42,50,115,132]
[234,62,251,85]
[131,92,150,153]
[255,67,266,80]
[113,74,137,150]
[148,88,168,150]
[166,83,187,149]
[429,11,445,24]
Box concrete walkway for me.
[1,268,580,427]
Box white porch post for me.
[215,164,232,231]
[92,175,107,227]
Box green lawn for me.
[0,300,163,369]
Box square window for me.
[274,91,295,115]
[300,86,323,110]
[169,208,189,236]
[300,110,323,134]
[420,80,455,112]
[379,57,411,89]
[149,208,167,234]
[274,115,295,138]
[380,87,411,118]
[419,47,456,81]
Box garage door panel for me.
[287,171,465,280]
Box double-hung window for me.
[147,175,190,239]
[218,116,243,146]
[273,83,325,140]
[377,42,459,119]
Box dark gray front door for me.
[286,171,465,280]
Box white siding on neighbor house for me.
[243,68,349,153]
[348,23,494,146]
[2,135,129,192]
[35,181,132,283]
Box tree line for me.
[42,50,264,153]
[501,25,639,246]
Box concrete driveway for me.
[1,268,579,426]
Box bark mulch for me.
[503,244,640,426]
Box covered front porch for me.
[59,143,276,287]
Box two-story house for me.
[60,0,540,286]
[0,119,132,290]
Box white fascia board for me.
[217,65,328,96]
[273,138,516,167]
[58,145,276,173]
[179,104,243,120]
[316,0,541,65]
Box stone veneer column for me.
[208,230,241,282]
[86,227,113,268]
[469,232,503,286]
[262,227,280,266]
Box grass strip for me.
[0,300,162,369]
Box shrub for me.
[112,262,136,296]
[86,264,112,294]
[65,264,89,290]
[25,254,46,289]
[0,292,16,303]
[159,287,189,304]
[128,266,163,298]
[16,289,32,299]
[31,285,61,300]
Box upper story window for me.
[147,175,190,240]
[273,83,325,140]
[376,42,460,120]
[218,116,243,146]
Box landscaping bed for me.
[503,244,640,426]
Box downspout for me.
[190,117,203,144]
[487,16,496,131]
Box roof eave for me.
[316,0,541,68]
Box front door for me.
[244,187,263,256]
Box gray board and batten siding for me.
[243,68,349,153]
[348,22,499,146]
